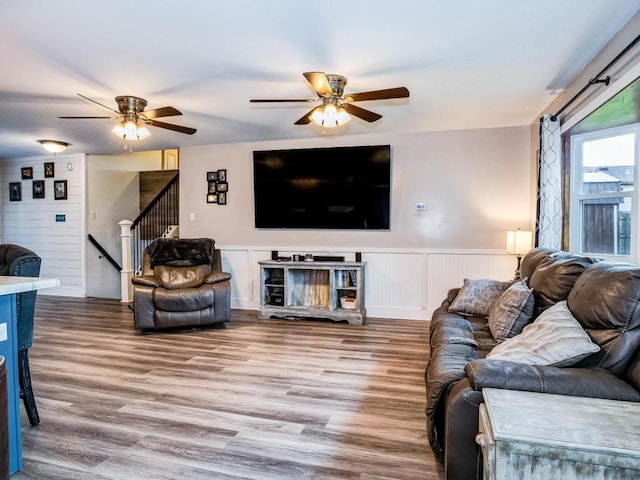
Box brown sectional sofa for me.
[425,247,640,480]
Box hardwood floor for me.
[13,296,444,480]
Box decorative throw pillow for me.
[486,301,600,367]
[488,280,534,342]
[155,264,211,289]
[448,278,512,317]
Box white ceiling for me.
[1,1,639,159]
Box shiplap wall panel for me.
[1,154,85,297]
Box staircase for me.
[130,171,179,275]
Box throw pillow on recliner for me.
[448,278,512,317]
[155,264,212,289]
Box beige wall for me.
[85,151,163,298]
[179,126,532,251]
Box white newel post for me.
[119,220,134,303]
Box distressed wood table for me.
[477,388,640,480]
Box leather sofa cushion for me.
[155,264,212,289]
[154,284,214,311]
[528,255,598,313]
[520,247,561,281]
[568,262,640,377]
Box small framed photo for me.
[207,171,218,182]
[207,193,218,204]
[9,182,21,202]
[208,181,218,194]
[33,180,45,199]
[216,182,228,193]
[218,192,227,205]
[54,180,67,200]
[44,162,55,178]
[217,169,227,182]
[21,167,33,180]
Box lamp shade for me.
[506,229,533,255]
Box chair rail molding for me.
[217,246,515,320]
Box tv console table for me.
[258,260,366,325]
[477,388,640,479]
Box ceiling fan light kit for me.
[59,94,196,143]
[112,119,151,141]
[250,71,409,128]
[38,139,69,154]
[309,100,351,128]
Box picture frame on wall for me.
[32,180,45,199]
[218,192,227,205]
[9,182,21,201]
[21,167,33,179]
[208,181,218,194]
[207,171,218,182]
[217,169,227,182]
[216,182,228,193]
[54,180,67,200]
[44,162,55,178]
[207,193,218,204]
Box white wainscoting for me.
[219,246,517,320]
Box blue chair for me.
[0,244,41,426]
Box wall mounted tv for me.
[253,145,391,230]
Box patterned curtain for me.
[536,114,563,248]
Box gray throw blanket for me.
[147,238,214,267]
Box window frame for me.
[569,123,640,261]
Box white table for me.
[0,276,58,474]
[477,388,640,480]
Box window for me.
[565,76,640,260]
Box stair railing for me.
[130,172,179,276]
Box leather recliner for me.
[0,243,42,426]
[131,238,231,330]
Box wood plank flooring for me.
[13,296,444,480]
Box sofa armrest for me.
[465,359,640,402]
[204,272,232,284]
[131,275,162,288]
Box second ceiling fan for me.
[250,72,410,127]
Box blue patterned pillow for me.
[488,280,534,342]
[448,278,512,317]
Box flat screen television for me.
[253,145,391,229]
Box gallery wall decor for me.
[21,167,33,179]
[44,162,55,178]
[32,180,45,199]
[54,180,67,200]
[205,168,228,205]
[9,182,21,201]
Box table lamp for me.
[506,229,533,280]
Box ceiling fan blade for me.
[303,72,334,97]
[58,116,112,119]
[146,119,197,135]
[250,98,315,103]
[344,87,410,102]
[342,103,382,122]
[76,93,120,114]
[142,106,182,119]
[294,106,318,125]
